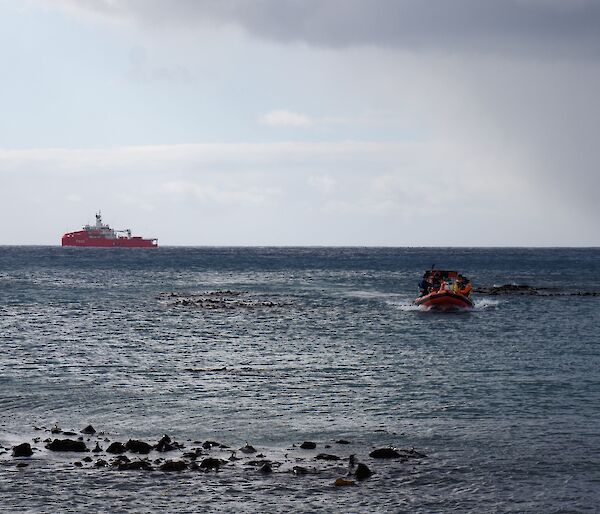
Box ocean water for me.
[0,247,598,513]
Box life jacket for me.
[459,283,472,296]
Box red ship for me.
[61,212,158,248]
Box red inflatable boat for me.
[414,269,474,312]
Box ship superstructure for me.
[61,212,158,248]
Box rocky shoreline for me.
[2,424,426,487]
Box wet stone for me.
[315,453,341,461]
[82,456,93,463]
[119,460,153,471]
[336,440,351,445]
[369,448,400,459]
[239,443,256,454]
[92,443,103,453]
[259,463,273,474]
[125,439,153,454]
[46,439,88,452]
[160,460,187,472]
[355,463,373,480]
[81,425,96,435]
[94,459,108,468]
[300,441,316,450]
[16,462,29,468]
[199,457,223,470]
[12,443,33,457]
[106,442,126,454]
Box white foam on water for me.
[474,298,502,309]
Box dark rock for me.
[92,443,103,453]
[259,463,273,474]
[369,447,401,459]
[300,441,316,450]
[51,425,61,434]
[202,440,221,449]
[81,425,96,435]
[239,443,256,454]
[106,442,126,454]
[246,459,271,467]
[12,443,33,457]
[119,460,153,471]
[46,439,88,452]
[16,462,29,468]
[63,431,76,436]
[336,439,351,445]
[125,439,153,454]
[397,448,427,459]
[315,453,340,461]
[82,456,93,462]
[355,463,373,480]
[349,454,356,467]
[74,461,83,467]
[156,435,176,452]
[199,457,223,471]
[95,459,108,468]
[160,460,187,472]
[111,455,130,466]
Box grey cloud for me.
[54,0,600,56]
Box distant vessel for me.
[414,269,474,311]
[61,212,158,248]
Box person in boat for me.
[456,274,472,297]
[418,273,431,296]
[431,272,441,293]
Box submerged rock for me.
[82,456,93,463]
[156,435,177,452]
[160,460,187,472]
[16,462,29,468]
[81,425,96,435]
[335,439,351,445]
[369,448,400,459]
[46,439,88,452]
[92,443,103,453]
[199,457,223,471]
[119,460,154,471]
[292,466,319,475]
[315,453,340,461]
[106,442,126,454]
[300,441,316,450]
[125,439,152,454]
[12,443,33,457]
[94,459,108,468]
[355,463,373,480]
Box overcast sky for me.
[1,0,599,245]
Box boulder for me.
[95,459,108,468]
[92,443,103,453]
[156,435,176,452]
[106,442,126,454]
[336,439,351,445]
[81,425,96,435]
[300,441,316,450]
[82,456,93,463]
[46,439,88,452]
[202,440,221,449]
[239,443,256,454]
[125,439,152,454]
[369,447,400,459]
[199,457,223,471]
[355,463,373,480]
[12,443,33,457]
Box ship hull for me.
[61,231,157,248]
[414,291,474,312]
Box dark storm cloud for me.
[61,0,600,56]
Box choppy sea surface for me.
[0,247,599,513]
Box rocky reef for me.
[4,423,427,487]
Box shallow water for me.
[0,247,599,512]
